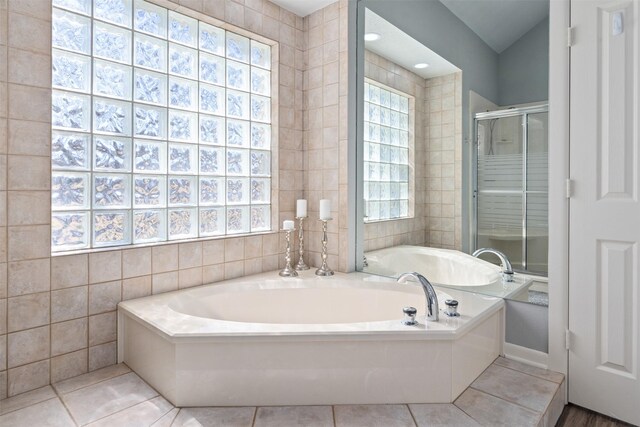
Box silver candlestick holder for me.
[294,217,309,271]
[315,218,334,276]
[279,228,298,277]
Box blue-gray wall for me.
[361,0,499,106]
[505,299,549,353]
[498,18,550,106]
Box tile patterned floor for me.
[0,357,565,426]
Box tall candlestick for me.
[294,217,309,270]
[319,199,331,220]
[315,218,334,276]
[296,199,307,218]
[279,226,298,277]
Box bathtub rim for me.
[117,270,505,343]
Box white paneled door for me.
[569,0,640,424]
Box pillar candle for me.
[296,199,307,218]
[319,199,331,220]
[283,220,295,230]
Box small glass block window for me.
[93,59,133,100]
[51,0,274,252]
[94,0,132,28]
[363,80,412,222]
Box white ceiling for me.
[269,0,336,17]
[440,0,549,53]
[365,9,460,79]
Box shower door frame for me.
[472,104,549,274]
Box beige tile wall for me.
[0,0,313,398]
[424,72,463,250]
[362,50,427,253]
[302,1,350,272]
[1,0,10,399]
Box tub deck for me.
[118,270,504,406]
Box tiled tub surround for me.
[0,357,565,426]
[0,0,323,398]
[118,270,503,406]
[425,72,463,250]
[301,2,351,272]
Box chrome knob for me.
[402,306,418,325]
[444,299,460,317]
[502,270,515,283]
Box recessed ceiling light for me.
[364,32,381,41]
[414,63,430,69]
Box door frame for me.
[548,0,570,386]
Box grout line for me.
[452,401,480,425]
[537,378,564,424]
[495,361,564,385]
[56,368,165,426]
[85,255,90,374]
[52,367,131,396]
[406,404,418,427]
[146,404,174,427]
[78,394,159,426]
[162,407,180,427]
[468,385,545,421]
[331,405,336,427]
[0,394,57,417]
[53,389,81,427]
[250,406,257,427]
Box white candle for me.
[296,199,307,218]
[283,220,295,230]
[319,199,331,220]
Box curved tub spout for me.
[472,248,515,282]
[397,272,439,322]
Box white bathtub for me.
[118,270,504,407]
[365,245,532,298]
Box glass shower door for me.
[474,107,549,275]
[525,112,548,274]
[476,115,525,270]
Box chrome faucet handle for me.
[444,299,460,317]
[502,270,515,283]
[402,306,418,325]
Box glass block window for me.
[51,0,273,252]
[363,80,411,222]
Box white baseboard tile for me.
[503,342,549,369]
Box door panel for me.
[569,0,640,424]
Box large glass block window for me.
[363,80,411,222]
[51,0,273,252]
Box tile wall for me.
[0,0,318,398]
[0,0,7,401]
[362,50,427,252]
[301,1,350,272]
[424,72,463,250]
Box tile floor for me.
[0,357,565,426]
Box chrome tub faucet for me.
[472,248,515,282]
[397,272,439,322]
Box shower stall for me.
[473,105,549,275]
